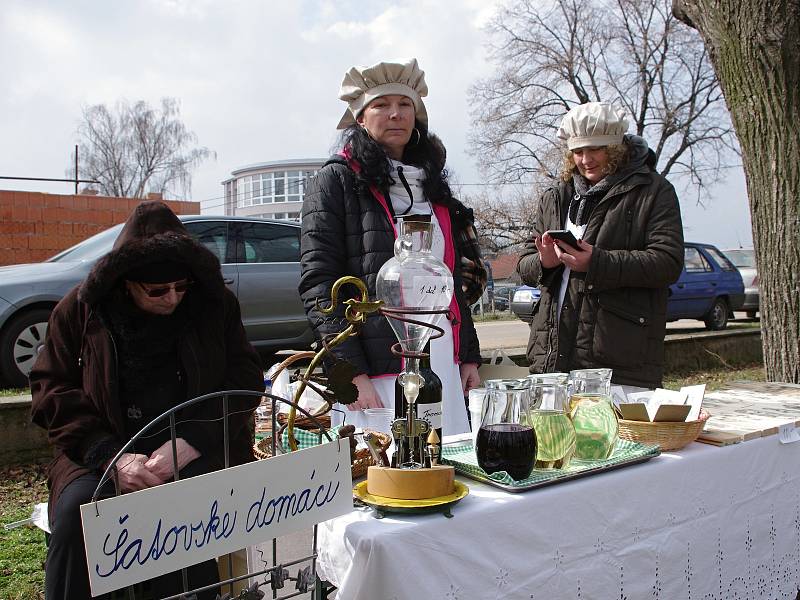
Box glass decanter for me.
[529,377,575,469]
[376,218,453,468]
[476,387,536,481]
[567,368,618,460]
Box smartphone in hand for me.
[545,229,582,251]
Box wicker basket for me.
[253,428,392,479]
[617,411,710,451]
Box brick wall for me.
[0,190,200,266]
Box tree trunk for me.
[674,0,800,383]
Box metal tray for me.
[441,439,660,493]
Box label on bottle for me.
[418,401,443,430]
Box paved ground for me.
[475,312,759,351]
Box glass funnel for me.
[376,218,453,468]
[376,219,454,370]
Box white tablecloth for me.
[317,435,800,599]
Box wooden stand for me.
[366,465,455,500]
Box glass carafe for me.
[567,368,618,460]
[476,387,536,481]
[485,379,532,424]
[530,379,575,469]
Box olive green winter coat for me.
[517,165,684,388]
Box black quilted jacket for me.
[300,156,482,376]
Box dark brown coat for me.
[517,165,684,388]
[29,202,264,512]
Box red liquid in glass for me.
[476,423,537,481]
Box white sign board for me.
[80,440,351,597]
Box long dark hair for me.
[340,120,455,206]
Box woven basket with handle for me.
[252,351,391,477]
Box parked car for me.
[722,248,759,319]
[667,242,745,330]
[509,242,744,331]
[471,295,510,314]
[510,285,541,323]
[471,283,514,314]
[0,215,315,387]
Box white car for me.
[722,249,759,319]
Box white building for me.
[222,158,326,220]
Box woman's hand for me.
[535,234,561,269]
[351,374,384,410]
[144,438,201,484]
[554,239,593,272]
[112,453,162,492]
[459,363,481,394]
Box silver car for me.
[0,216,314,387]
[722,248,759,319]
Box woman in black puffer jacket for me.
[300,58,486,435]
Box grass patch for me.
[0,463,48,600]
[663,362,766,392]
[472,311,519,322]
[0,388,28,397]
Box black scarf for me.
[101,290,190,449]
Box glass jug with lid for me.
[567,368,618,460]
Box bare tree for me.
[470,0,737,196]
[72,98,214,199]
[463,187,542,254]
[674,0,800,384]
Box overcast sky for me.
[0,0,753,249]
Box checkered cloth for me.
[441,439,660,488]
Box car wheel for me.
[0,308,52,387]
[704,298,729,331]
[746,310,758,320]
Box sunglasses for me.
[137,280,193,298]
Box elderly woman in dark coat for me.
[517,102,684,397]
[30,201,264,600]
[300,58,486,435]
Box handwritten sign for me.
[80,440,351,597]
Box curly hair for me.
[560,143,630,182]
[340,120,455,205]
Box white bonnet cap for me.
[557,102,629,150]
[337,58,428,130]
